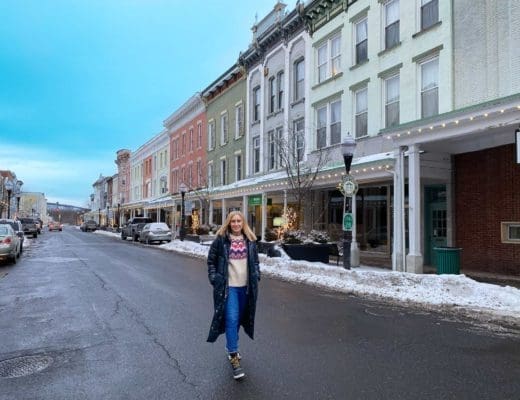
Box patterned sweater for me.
[228,234,248,287]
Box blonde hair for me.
[216,210,257,241]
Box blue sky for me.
[0,0,277,207]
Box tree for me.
[275,127,332,229]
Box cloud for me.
[0,142,115,207]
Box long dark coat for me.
[207,234,260,343]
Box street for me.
[0,227,519,400]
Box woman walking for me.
[207,210,261,380]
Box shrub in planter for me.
[264,228,278,242]
[282,230,306,244]
[308,230,330,244]
[196,225,210,235]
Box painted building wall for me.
[454,0,520,108]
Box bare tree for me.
[275,127,332,229]
[184,165,216,227]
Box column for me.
[242,195,247,214]
[221,198,226,222]
[261,192,267,241]
[392,147,404,272]
[406,144,423,273]
[209,200,214,226]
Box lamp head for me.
[179,182,188,194]
[341,135,357,173]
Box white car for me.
[0,224,21,264]
[139,223,172,244]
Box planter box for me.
[282,243,331,264]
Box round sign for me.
[339,175,358,197]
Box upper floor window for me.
[252,136,260,173]
[181,132,186,155]
[269,77,276,114]
[277,71,284,110]
[235,154,242,181]
[220,159,226,186]
[197,122,202,148]
[317,34,341,83]
[220,112,228,146]
[355,18,368,64]
[252,86,260,122]
[208,120,216,151]
[189,128,194,152]
[355,88,368,138]
[420,57,439,118]
[267,128,283,171]
[385,0,399,49]
[294,58,304,102]
[421,0,438,31]
[385,74,400,128]
[293,118,305,162]
[316,99,341,148]
[235,103,243,139]
[196,160,202,187]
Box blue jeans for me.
[225,286,247,353]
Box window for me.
[294,59,304,102]
[196,160,202,187]
[235,104,243,138]
[293,119,305,162]
[197,122,202,148]
[421,57,439,118]
[220,113,228,145]
[235,154,242,181]
[277,71,284,110]
[189,128,194,152]
[421,0,438,31]
[501,222,520,243]
[267,128,283,171]
[252,136,260,173]
[181,132,186,155]
[385,0,399,49]
[252,86,260,122]
[188,163,193,187]
[330,100,341,145]
[269,77,276,114]
[355,88,368,138]
[208,121,215,150]
[220,159,226,186]
[385,74,400,128]
[207,164,213,188]
[316,100,341,148]
[355,18,368,64]
[316,106,327,149]
[317,34,341,83]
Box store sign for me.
[248,195,262,206]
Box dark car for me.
[0,219,25,253]
[18,217,38,238]
[80,220,98,232]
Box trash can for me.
[434,247,462,274]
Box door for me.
[427,202,447,266]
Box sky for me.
[83,229,520,328]
[0,0,279,207]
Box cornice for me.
[163,93,204,130]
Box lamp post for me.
[15,180,23,217]
[179,182,187,241]
[4,179,13,219]
[98,208,101,226]
[340,137,357,270]
[117,203,121,228]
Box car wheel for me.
[133,234,138,242]
[33,233,37,238]
[20,243,23,253]
[10,252,17,264]
[121,232,125,240]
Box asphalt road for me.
[0,227,519,400]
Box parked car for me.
[121,217,153,241]
[48,221,62,231]
[0,219,24,253]
[80,220,98,232]
[18,217,38,238]
[0,224,21,264]
[139,222,172,244]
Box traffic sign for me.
[343,213,353,231]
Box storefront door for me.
[424,186,447,266]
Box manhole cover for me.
[0,355,53,378]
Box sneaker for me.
[228,353,245,380]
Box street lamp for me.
[4,178,13,219]
[340,136,357,270]
[98,208,101,226]
[15,180,23,217]
[179,182,188,241]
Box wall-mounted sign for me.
[248,195,262,206]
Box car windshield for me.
[0,226,10,235]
